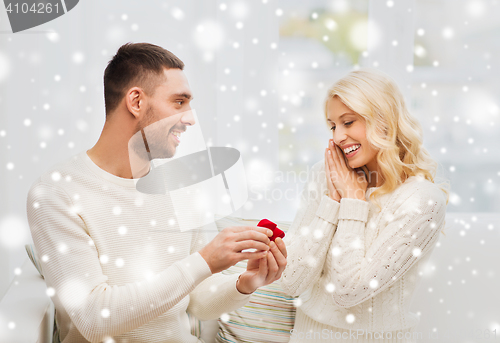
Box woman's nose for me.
[333,129,347,146]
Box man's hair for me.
[103,42,184,115]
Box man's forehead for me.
[158,68,192,96]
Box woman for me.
[281,69,449,342]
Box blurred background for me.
[0,0,499,341]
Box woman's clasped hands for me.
[324,139,368,202]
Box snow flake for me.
[313,229,323,239]
[351,238,362,249]
[46,287,56,297]
[101,309,110,318]
[46,32,60,42]
[346,314,356,323]
[51,172,61,182]
[115,258,124,268]
[442,27,454,39]
[100,255,109,264]
[220,313,230,322]
[325,19,337,31]
[171,7,184,20]
[72,52,85,64]
[293,298,302,307]
[59,243,68,254]
[305,255,317,268]
[325,283,335,293]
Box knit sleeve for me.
[27,181,212,342]
[329,183,447,308]
[186,228,251,320]
[280,161,341,297]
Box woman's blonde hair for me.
[325,68,450,214]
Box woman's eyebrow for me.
[327,112,355,123]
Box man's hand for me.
[236,237,287,294]
[198,226,273,274]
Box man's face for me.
[135,68,195,159]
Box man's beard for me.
[130,106,176,161]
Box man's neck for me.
[87,120,150,179]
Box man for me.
[27,42,287,342]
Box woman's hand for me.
[326,139,368,201]
[236,237,287,294]
[324,148,341,202]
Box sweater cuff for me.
[180,252,213,284]
[339,198,369,222]
[315,195,341,224]
[227,273,253,301]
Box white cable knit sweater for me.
[280,160,447,338]
[26,151,251,343]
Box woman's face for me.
[326,96,379,173]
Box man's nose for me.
[181,110,195,126]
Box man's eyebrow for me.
[327,112,354,123]
[171,93,193,100]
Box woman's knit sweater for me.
[280,160,447,333]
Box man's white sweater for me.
[281,160,447,335]
[27,150,251,343]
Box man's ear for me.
[125,87,144,119]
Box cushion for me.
[214,216,296,343]
[25,244,44,278]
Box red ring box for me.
[257,219,285,242]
